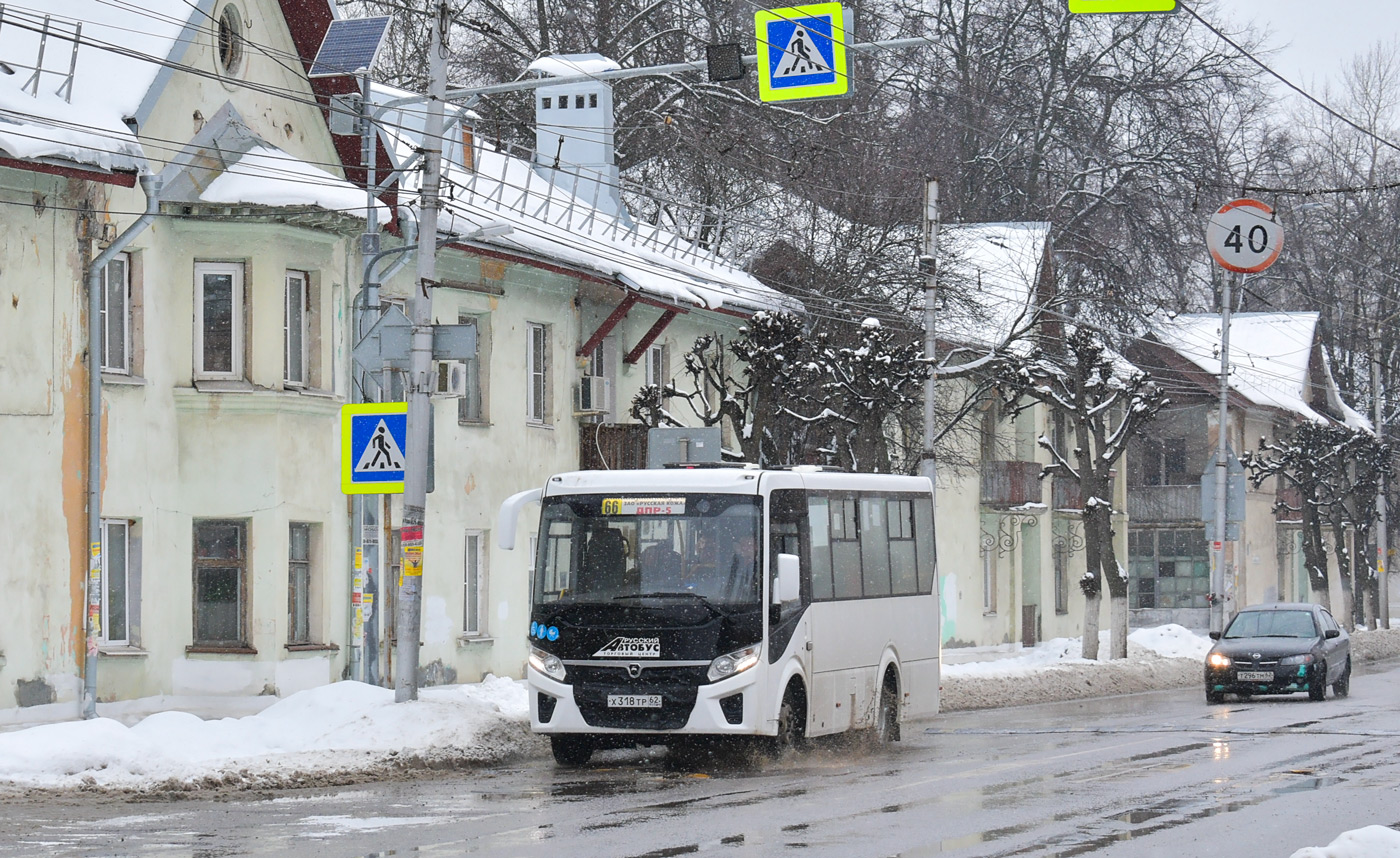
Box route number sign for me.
[1206,198,1283,274]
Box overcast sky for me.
[1219,0,1399,91]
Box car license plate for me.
[1237,670,1273,682]
[608,694,662,708]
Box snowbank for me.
[0,678,536,792]
[1290,825,1400,858]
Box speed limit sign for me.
[1206,198,1283,273]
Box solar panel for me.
[309,17,392,78]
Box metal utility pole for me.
[395,0,448,703]
[1211,272,1238,636]
[1374,343,1390,629]
[920,178,940,500]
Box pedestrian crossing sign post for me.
[341,402,408,495]
[755,3,848,103]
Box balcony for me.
[980,461,1043,507]
[1126,484,1199,523]
[1052,477,1082,511]
[1276,486,1303,522]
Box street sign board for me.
[1067,0,1176,12]
[755,3,848,103]
[353,306,477,373]
[1206,198,1284,274]
[342,402,408,494]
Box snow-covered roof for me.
[1152,312,1368,429]
[199,143,387,220]
[0,0,193,172]
[938,222,1049,350]
[527,54,621,78]
[370,83,797,316]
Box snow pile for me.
[1290,825,1400,858]
[0,678,533,792]
[941,625,1212,710]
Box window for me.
[193,520,248,647]
[589,93,598,108]
[644,343,668,389]
[980,516,998,614]
[464,531,487,635]
[457,315,487,422]
[101,519,132,645]
[1128,528,1209,610]
[830,496,862,599]
[542,97,551,109]
[288,522,312,644]
[888,499,918,595]
[195,262,243,379]
[526,322,549,423]
[1053,539,1070,615]
[575,95,584,108]
[100,253,130,373]
[217,4,244,75]
[284,271,308,387]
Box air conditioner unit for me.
[431,360,467,398]
[575,375,608,414]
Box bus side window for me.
[830,496,862,599]
[914,496,936,594]
[770,489,810,604]
[888,497,918,595]
[809,495,833,600]
[860,496,892,597]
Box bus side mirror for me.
[773,553,800,605]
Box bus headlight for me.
[708,644,761,682]
[529,646,566,682]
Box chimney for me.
[527,53,624,217]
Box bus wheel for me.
[550,735,594,766]
[769,684,807,756]
[874,676,900,744]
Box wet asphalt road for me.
[3,661,1400,858]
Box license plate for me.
[1237,670,1273,682]
[607,694,662,708]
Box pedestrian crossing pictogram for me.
[773,25,834,78]
[354,420,406,472]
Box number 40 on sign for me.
[1206,198,1284,274]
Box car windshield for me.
[1223,609,1318,639]
[534,493,761,609]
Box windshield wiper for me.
[613,591,727,616]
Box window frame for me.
[644,343,668,389]
[284,270,309,388]
[464,530,488,636]
[192,519,250,649]
[288,522,313,645]
[194,261,244,380]
[526,322,549,424]
[100,252,131,374]
[100,519,132,645]
[457,314,487,423]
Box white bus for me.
[498,465,941,765]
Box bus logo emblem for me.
[595,636,661,658]
[627,663,643,678]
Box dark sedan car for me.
[1204,602,1351,704]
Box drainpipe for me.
[83,173,162,719]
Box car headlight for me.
[708,644,761,682]
[529,646,566,682]
[1280,654,1315,666]
[1207,653,1232,668]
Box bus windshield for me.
[534,493,761,609]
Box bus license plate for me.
[1237,670,1273,682]
[608,694,662,708]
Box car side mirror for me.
[1208,631,1221,640]
[1325,628,1340,639]
[773,553,800,605]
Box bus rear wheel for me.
[550,735,594,766]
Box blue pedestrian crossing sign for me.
[342,402,408,494]
[755,3,849,103]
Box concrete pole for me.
[395,1,448,702]
[920,178,939,499]
[83,174,161,719]
[1211,272,1237,636]
[1374,343,1390,629]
